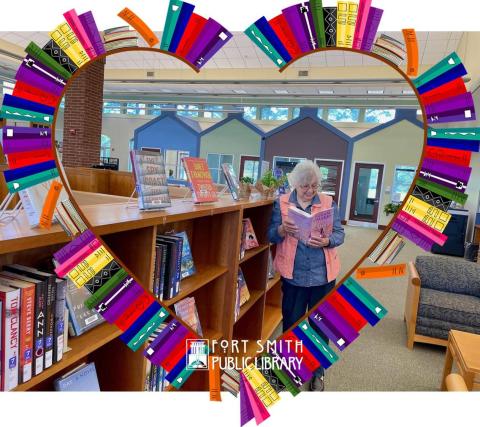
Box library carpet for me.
[271,226,447,391]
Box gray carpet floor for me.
[273,225,448,391]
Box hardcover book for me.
[130,149,171,210]
[175,231,196,279]
[288,206,334,243]
[54,362,100,391]
[174,296,203,336]
[242,218,259,250]
[182,157,218,203]
[221,163,241,201]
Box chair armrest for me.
[445,374,469,391]
[408,261,420,287]
[405,261,422,348]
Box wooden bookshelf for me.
[0,195,281,392]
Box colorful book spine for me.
[49,22,90,67]
[425,146,472,167]
[269,14,302,59]
[242,363,280,408]
[0,104,53,126]
[64,9,97,59]
[392,218,435,251]
[352,0,372,49]
[254,17,292,63]
[420,158,471,191]
[6,149,54,169]
[326,290,368,332]
[161,331,195,371]
[127,305,171,351]
[282,3,317,52]
[396,211,448,246]
[13,79,60,108]
[78,11,106,55]
[186,18,224,66]
[25,41,72,80]
[42,39,79,75]
[413,52,464,89]
[66,246,114,288]
[193,26,232,69]
[150,325,189,365]
[412,185,452,212]
[336,1,348,47]
[323,7,337,47]
[343,277,387,321]
[55,238,102,277]
[402,195,451,233]
[114,292,156,332]
[84,269,128,310]
[161,0,184,50]
[0,286,20,391]
[176,13,207,58]
[245,22,286,68]
[416,177,468,205]
[310,0,326,48]
[53,279,66,364]
[53,229,95,264]
[428,126,480,140]
[425,92,475,124]
[360,7,383,51]
[168,1,195,52]
[2,93,55,117]
[297,320,339,364]
[6,168,60,194]
[420,78,467,106]
[344,2,358,48]
[118,7,160,48]
[281,331,320,373]
[44,276,56,368]
[97,281,145,324]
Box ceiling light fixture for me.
[367,90,384,94]
[318,90,334,94]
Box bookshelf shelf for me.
[267,273,281,292]
[236,289,264,323]
[163,264,228,307]
[0,194,279,392]
[13,323,121,391]
[240,244,269,264]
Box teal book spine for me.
[344,277,387,320]
[413,52,462,88]
[428,127,480,141]
[161,0,184,50]
[7,168,59,193]
[0,105,53,125]
[244,23,286,68]
[128,307,170,351]
[298,320,339,363]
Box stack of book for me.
[103,26,139,51]
[234,268,251,322]
[371,34,406,67]
[174,297,203,336]
[0,265,67,391]
[153,232,196,301]
[144,325,168,392]
[368,229,406,265]
[221,368,240,396]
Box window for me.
[392,165,416,202]
[165,150,189,180]
[126,103,146,115]
[100,135,111,158]
[207,153,234,184]
[292,107,301,119]
[272,156,306,177]
[260,107,289,121]
[127,139,134,172]
[243,106,257,121]
[327,108,360,122]
[103,102,121,114]
[365,109,396,124]
[2,80,14,95]
[204,105,224,119]
[177,105,199,118]
[317,109,324,119]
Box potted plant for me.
[239,176,253,199]
[255,170,286,198]
[384,202,401,216]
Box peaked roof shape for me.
[352,109,424,142]
[200,112,265,137]
[134,110,202,137]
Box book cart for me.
[0,195,282,391]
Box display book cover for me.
[173,296,203,336]
[242,218,259,250]
[130,148,172,210]
[237,268,251,307]
[221,163,240,201]
[54,362,100,391]
[288,206,334,243]
[182,157,218,203]
[175,231,196,279]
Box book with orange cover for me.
[182,157,218,203]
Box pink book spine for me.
[54,238,102,277]
[64,9,97,59]
[352,0,372,49]
[397,211,448,246]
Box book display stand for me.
[0,196,281,391]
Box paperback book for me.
[288,206,334,243]
[182,157,218,203]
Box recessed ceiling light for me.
[160,89,173,93]
[274,89,289,94]
[402,89,415,95]
[233,89,247,94]
[318,90,334,94]
[367,89,384,94]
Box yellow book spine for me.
[242,363,280,408]
[67,246,114,287]
[344,2,359,48]
[49,22,90,67]
[336,1,349,47]
[402,196,451,233]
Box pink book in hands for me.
[288,206,334,243]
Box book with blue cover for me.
[54,362,100,391]
[175,231,196,280]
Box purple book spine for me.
[301,3,318,50]
[2,139,52,154]
[151,326,189,365]
[426,93,474,117]
[427,106,476,124]
[185,18,222,65]
[99,281,144,323]
[282,5,310,52]
[197,29,233,68]
[23,55,66,85]
[78,11,106,56]
[2,126,51,139]
[316,302,359,348]
[422,158,471,183]
[240,374,255,425]
[309,309,345,349]
[360,7,383,51]
[277,344,312,383]
[15,66,64,97]
[392,219,434,251]
[145,320,180,360]
[53,230,96,263]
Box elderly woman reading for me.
[268,160,345,391]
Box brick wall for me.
[62,58,105,167]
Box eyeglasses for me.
[299,183,319,191]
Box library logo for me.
[186,339,209,370]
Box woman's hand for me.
[308,236,330,248]
[278,218,299,237]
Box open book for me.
[288,206,334,243]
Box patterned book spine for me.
[344,2,358,48]
[323,7,337,47]
[15,65,64,97]
[64,9,97,58]
[49,22,90,67]
[25,41,72,80]
[42,39,79,75]
[336,1,348,47]
[282,4,311,52]
[78,11,106,55]
[402,195,451,233]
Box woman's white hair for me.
[288,160,322,189]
